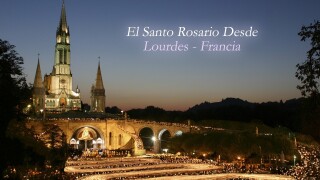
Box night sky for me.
[1,0,319,110]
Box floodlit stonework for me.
[30,1,188,156]
[27,119,189,155]
[32,1,105,113]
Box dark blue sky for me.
[1,0,319,110]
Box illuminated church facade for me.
[27,2,192,156]
[32,1,105,113]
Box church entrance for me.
[60,97,66,107]
[78,140,93,150]
[70,126,104,151]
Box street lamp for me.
[237,156,242,167]
[151,136,156,142]
[293,155,296,166]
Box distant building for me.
[91,62,106,112]
[32,1,105,112]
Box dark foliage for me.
[105,106,122,114]
[128,98,301,126]
[295,20,320,140]
[0,39,31,173]
[0,39,67,178]
[170,132,296,162]
[296,20,320,102]
[128,106,185,122]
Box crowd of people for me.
[283,144,320,179]
[64,146,320,179]
[63,155,269,179]
[126,119,189,128]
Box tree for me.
[295,21,320,141]
[105,106,122,114]
[296,21,320,107]
[0,39,31,171]
[0,39,26,132]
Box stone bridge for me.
[27,118,190,155]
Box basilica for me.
[28,1,189,155]
[32,1,105,113]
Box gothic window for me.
[64,49,67,64]
[59,50,63,64]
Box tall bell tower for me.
[40,0,81,112]
[52,0,72,91]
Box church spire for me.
[90,59,106,112]
[34,54,43,88]
[54,0,71,67]
[58,0,68,35]
[56,0,70,45]
[32,54,45,113]
[95,60,104,89]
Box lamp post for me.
[237,156,242,167]
[40,109,43,120]
[293,155,296,166]
[259,146,262,164]
[151,136,157,153]
[163,148,168,154]
[151,136,156,142]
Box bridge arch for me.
[157,129,172,151]
[138,127,155,151]
[174,130,183,136]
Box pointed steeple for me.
[56,0,70,46]
[33,54,45,113]
[58,0,68,34]
[34,55,43,88]
[91,60,106,112]
[54,0,71,66]
[76,85,80,93]
[95,61,105,89]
